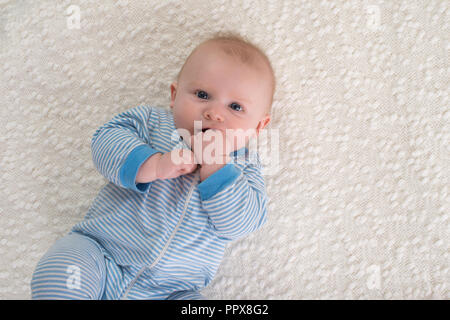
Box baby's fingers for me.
[178,162,197,175]
[170,148,196,165]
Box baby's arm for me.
[136,149,197,183]
[91,106,196,193]
[197,155,268,241]
[135,152,162,183]
[91,105,161,192]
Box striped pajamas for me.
[31,105,268,300]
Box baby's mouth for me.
[201,128,210,133]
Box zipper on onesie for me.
[120,170,200,300]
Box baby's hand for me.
[189,130,235,165]
[156,149,198,180]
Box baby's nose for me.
[203,110,224,122]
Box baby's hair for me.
[176,31,275,113]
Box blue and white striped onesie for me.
[31,105,268,300]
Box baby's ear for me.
[170,82,178,108]
[256,115,271,135]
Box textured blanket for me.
[0,0,448,299]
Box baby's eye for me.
[195,90,209,100]
[230,102,243,112]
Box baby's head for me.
[170,32,275,146]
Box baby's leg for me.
[31,232,107,299]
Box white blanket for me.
[0,0,448,299]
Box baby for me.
[31,32,275,300]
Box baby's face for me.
[170,43,271,148]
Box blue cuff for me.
[119,144,162,193]
[197,162,241,201]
